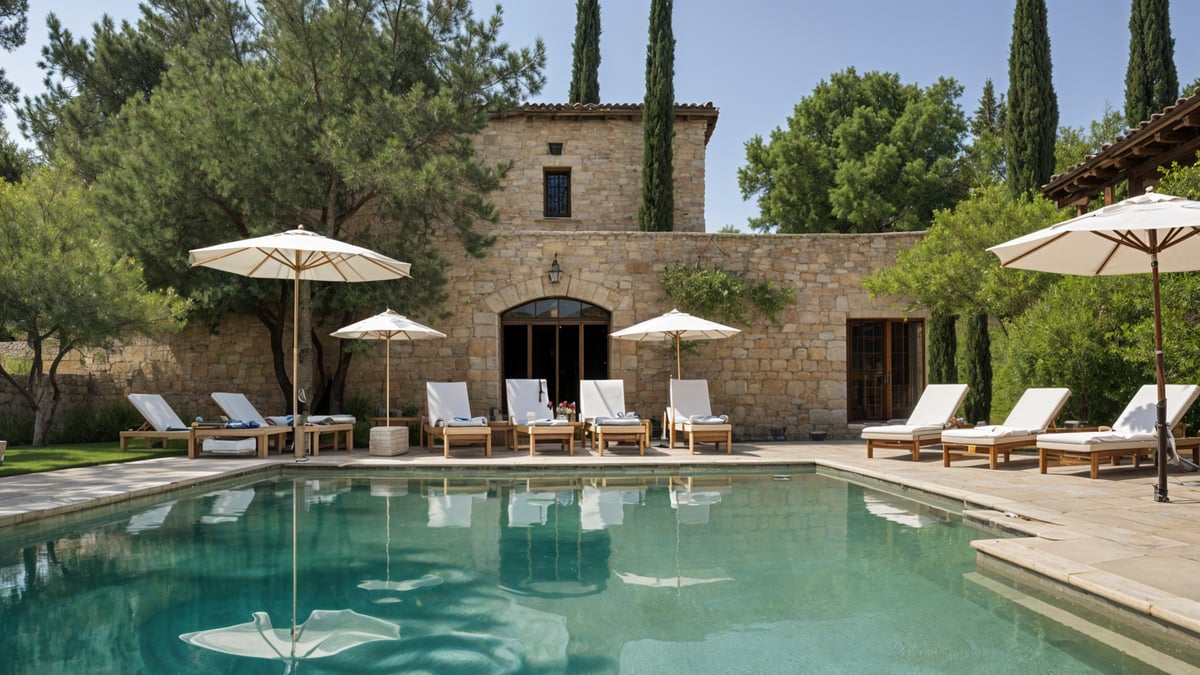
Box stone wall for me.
[477,105,713,233]
[5,230,924,440]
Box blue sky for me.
[7,1,1200,231]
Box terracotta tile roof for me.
[1042,88,1200,207]
[489,102,720,145]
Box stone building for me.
[1,103,928,441]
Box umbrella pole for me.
[291,477,298,657]
[1152,249,1170,503]
[385,338,391,427]
[293,268,305,462]
[674,334,681,380]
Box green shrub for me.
[0,410,33,445]
[343,391,375,448]
[49,400,144,444]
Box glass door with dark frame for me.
[847,319,925,422]
[501,298,610,416]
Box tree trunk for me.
[30,376,59,447]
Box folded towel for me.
[688,415,729,424]
[267,415,292,426]
[309,414,356,425]
[596,416,642,426]
[524,417,568,426]
[443,416,488,427]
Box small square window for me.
[544,169,571,218]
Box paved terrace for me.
[3,439,1200,650]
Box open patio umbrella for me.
[180,609,401,673]
[610,309,741,379]
[188,227,410,460]
[987,189,1200,502]
[180,479,401,673]
[331,309,445,427]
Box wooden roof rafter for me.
[1042,88,1200,208]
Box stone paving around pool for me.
[3,439,1200,643]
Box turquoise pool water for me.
[0,471,1159,673]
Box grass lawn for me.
[0,442,188,477]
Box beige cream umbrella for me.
[988,189,1200,502]
[611,309,741,379]
[188,226,411,460]
[331,309,445,427]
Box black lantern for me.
[547,254,563,284]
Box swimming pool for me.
[0,471,1179,673]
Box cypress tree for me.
[1124,0,1178,127]
[1005,0,1057,197]
[963,312,992,424]
[927,312,958,384]
[568,0,601,104]
[638,0,674,232]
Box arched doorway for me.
[502,298,610,412]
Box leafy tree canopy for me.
[58,0,544,409]
[738,68,967,234]
[863,183,1064,320]
[0,0,27,114]
[0,165,186,445]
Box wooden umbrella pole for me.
[1151,242,1170,503]
[385,338,391,427]
[293,265,303,462]
[674,333,681,379]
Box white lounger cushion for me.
[1036,384,1199,448]
[506,379,555,424]
[669,379,719,421]
[942,425,1039,441]
[128,393,190,432]
[861,424,946,439]
[580,380,626,419]
[997,387,1071,430]
[688,415,729,424]
[902,384,970,427]
[861,384,969,439]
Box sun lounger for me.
[505,379,575,456]
[861,383,969,461]
[120,393,193,450]
[211,392,354,455]
[1037,384,1200,478]
[122,389,285,456]
[423,382,493,457]
[666,379,733,454]
[579,379,648,455]
[941,387,1071,469]
[126,501,177,534]
[200,488,256,524]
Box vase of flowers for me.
[553,401,576,421]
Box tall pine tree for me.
[1005,0,1057,197]
[1124,0,1177,127]
[568,0,600,104]
[928,311,958,384]
[963,312,992,423]
[638,0,674,232]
